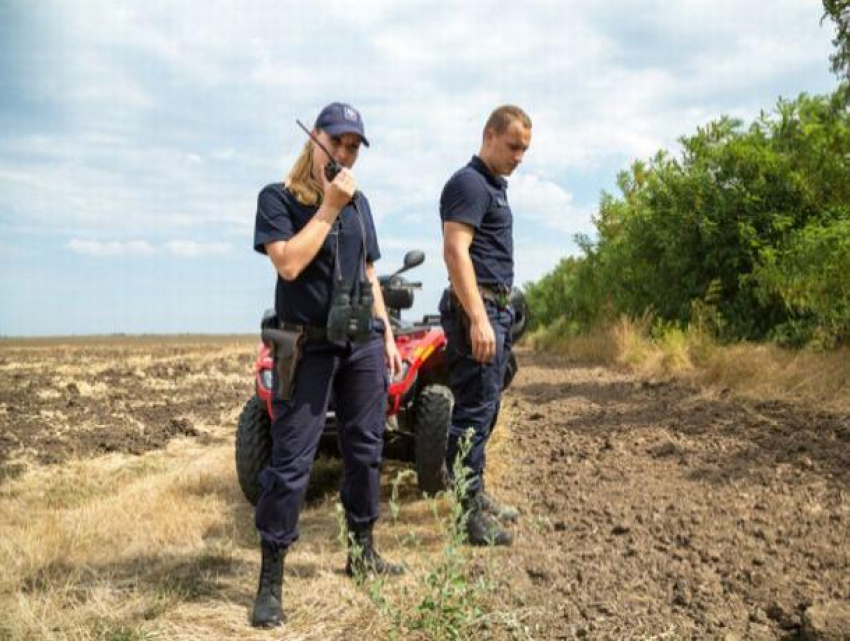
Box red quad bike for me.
[235,250,528,503]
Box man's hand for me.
[469,314,496,363]
[385,336,403,380]
[322,167,357,212]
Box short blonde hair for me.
[483,105,532,137]
[284,140,322,206]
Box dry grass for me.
[530,317,850,412]
[527,319,620,365]
[696,341,850,411]
[0,412,523,640]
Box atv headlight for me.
[260,368,273,391]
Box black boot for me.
[479,488,519,523]
[463,494,514,546]
[251,540,285,628]
[345,522,404,577]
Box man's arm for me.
[443,221,495,363]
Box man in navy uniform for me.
[439,105,532,546]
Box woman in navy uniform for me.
[251,102,403,628]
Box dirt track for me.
[495,349,849,639]
[1,338,848,638]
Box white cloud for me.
[515,238,583,288]
[211,148,235,161]
[65,238,231,258]
[67,238,155,257]
[379,236,442,257]
[510,174,586,234]
[164,240,231,257]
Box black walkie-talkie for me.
[296,119,342,182]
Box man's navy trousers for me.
[255,329,387,551]
[439,289,513,496]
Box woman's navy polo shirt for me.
[439,156,514,289]
[253,183,381,326]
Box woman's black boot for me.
[251,540,285,628]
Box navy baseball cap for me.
[314,102,370,147]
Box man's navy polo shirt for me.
[440,155,513,289]
[253,183,380,326]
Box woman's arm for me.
[265,168,357,281]
[366,262,402,379]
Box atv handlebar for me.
[380,251,425,317]
[379,276,420,287]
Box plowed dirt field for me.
[494,350,849,639]
[1,337,847,639]
[0,336,252,479]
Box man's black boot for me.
[251,540,285,628]
[479,486,520,523]
[345,522,404,577]
[463,494,514,546]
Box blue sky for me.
[0,0,840,336]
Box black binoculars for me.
[327,278,374,343]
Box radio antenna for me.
[296,119,337,164]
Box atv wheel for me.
[413,384,453,495]
[235,395,271,505]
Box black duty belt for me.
[280,322,328,342]
[449,285,511,309]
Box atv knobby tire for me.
[413,384,453,495]
[235,395,271,506]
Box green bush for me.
[754,213,850,346]
[525,87,849,347]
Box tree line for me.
[525,85,849,348]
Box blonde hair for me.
[483,105,532,137]
[285,140,322,206]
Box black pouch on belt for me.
[449,290,472,347]
[261,326,306,402]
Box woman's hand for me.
[322,167,358,212]
[384,335,403,381]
